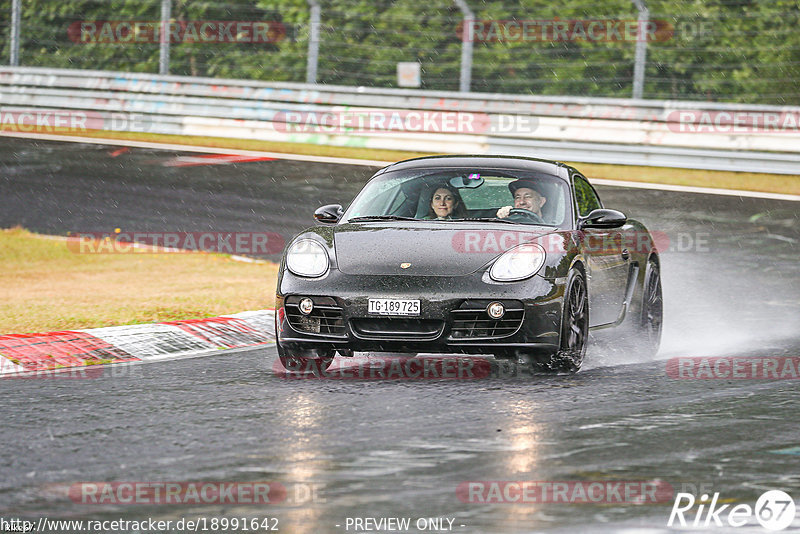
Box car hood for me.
[333,222,555,276]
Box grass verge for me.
[13,129,800,196]
[0,227,278,335]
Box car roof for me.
[374,155,572,181]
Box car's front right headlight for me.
[286,239,329,278]
[489,243,546,282]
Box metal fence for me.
[3,66,800,174]
[3,0,799,105]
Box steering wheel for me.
[507,208,544,224]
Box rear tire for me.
[636,259,663,358]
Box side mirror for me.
[314,204,343,225]
[579,209,627,229]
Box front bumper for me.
[275,268,565,356]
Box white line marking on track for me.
[0,355,24,374]
[0,131,388,167]
[590,177,800,202]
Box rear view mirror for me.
[449,174,484,189]
[314,204,343,225]
[579,209,627,229]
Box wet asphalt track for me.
[0,137,799,533]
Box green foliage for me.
[4,0,799,103]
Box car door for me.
[573,173,630,326]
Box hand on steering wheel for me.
[507,208,544,224]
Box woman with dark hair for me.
[425,184,468,220]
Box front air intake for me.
[449,300,524,340]
[285,296,346,338]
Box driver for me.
[496,179,547,220]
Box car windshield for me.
[342,168,572,227]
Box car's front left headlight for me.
[286,239,329,277]
[489,243,546,282]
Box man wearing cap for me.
[496,179,547,221]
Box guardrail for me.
[1,67,799,174]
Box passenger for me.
[425,184,468,220]
[496,179,547,220]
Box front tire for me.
[278,346,335,373]
[549,268,589,372]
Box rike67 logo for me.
[668,490,796,531]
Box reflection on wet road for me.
[2,350,798,532]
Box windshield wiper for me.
[347,215,420,222]
[458,217,523,225]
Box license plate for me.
[368,298,420,316]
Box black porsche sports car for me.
[274,155,662,372]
